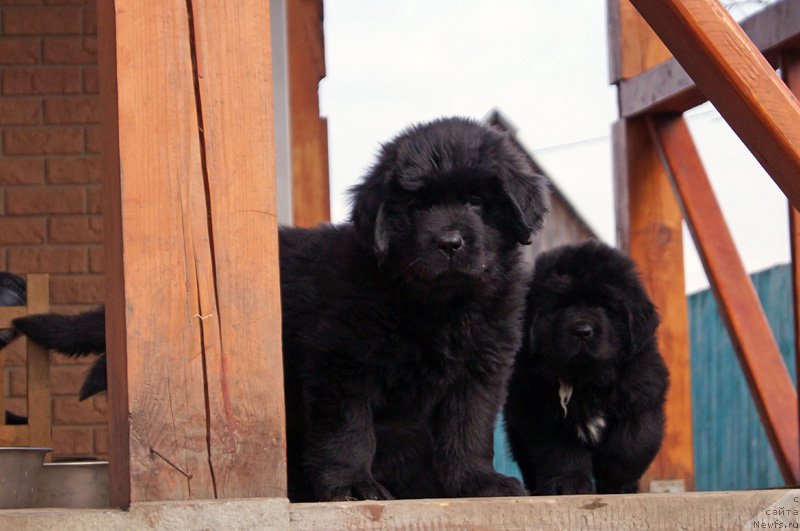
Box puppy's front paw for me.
[327,479,394,502]
[537,472,593,495]
[461,471,525,498]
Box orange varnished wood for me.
[288,0,330,227]
[608,0,672,82]
[651,115,799,484]
[629,0,800,211]
[612,118,695,491]
[98,0,285,506]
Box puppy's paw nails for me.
[328,479,393,502]
[538,472,594,495]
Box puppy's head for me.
[350,117,550,291]
[527,241,659,383]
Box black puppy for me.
[504,241,668,495]
[3,118,551,502]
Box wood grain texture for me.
[612,118,695,491]
[0,307,27,328]
[781,49,800,472]
[651,115,799,484]
[608,0,672,82]
[288,0,330,227]
[629,0,800,211]
[99,0,285,505]
[25,274,51,452]
[619,0,800,117]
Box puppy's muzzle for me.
[435,230,464,256]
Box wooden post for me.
[782,50,800,468]
[98,0,286,507]
[612,118,695,492]
[628,0,800,210]
[610,0,694,492]
[650,115,799,483]
[287,0,330,227]
[25,275,51,452]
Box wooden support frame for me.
[98,0,286,507]
[619,0,800,116]
[287,0,330,227]
[0,275,51,449]
[627,0,800,211]
[649,115,799,483]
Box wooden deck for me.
[0,490,795,530]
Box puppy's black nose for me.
[436,231,464,254]
[573,323,594,340]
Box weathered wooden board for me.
[628,0,800,211]
[651,115,799,484]
[612,118,695,491]
[25,274,51,452]
[288,0,330,227]
[98,0,285,506]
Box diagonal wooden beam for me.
[618,0,800,116]
[649,114,799,484]
[629,0,800,211]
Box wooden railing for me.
[610,0,800,488]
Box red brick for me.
[81,66,97,93]
[0,38,41,65]
[85,125,100,153]
[47,214,102,243]
[50,274,104,304]
[5,186,84,214]
[7,246,87,273]
[93,426,108,455]
[0,217,45,244]
[50,364,93,395]
[46,156,100,183]
[4,340,26,366]
[3,6,83,35]
[43,95,98,123]
[0,158,44,185]
[43,36,97,64]
[86,184,101,213]
[2,67,81,95]
[8,367,26,397]
[0,98,41,125]
[83,6,96,34]
[0,0,41,5]
[88,245,103,272]
[44,0,91,4]
[3,126,83,154]
[53,394,107,423]
[52,426,93,456]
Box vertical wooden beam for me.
[98,0,285,507]
[628,0,800,210]
[607,0,671,83]
[782,50,800,463]
[651,115,799,484]
[287,0,330,227]
[25,274,50,451]
[612,118,695,491]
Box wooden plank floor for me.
[0,490,795,530]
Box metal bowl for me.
[0,447,51,509]
[32,460,109,508]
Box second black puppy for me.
[504,241,668,495]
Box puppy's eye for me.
[468,196,483,208]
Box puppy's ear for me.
[498,140,551,245]
[350,150,395,256]
[625,294,659,355]
[373,204,390,259]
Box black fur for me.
[504,241,668,495]
[283,117,549,501]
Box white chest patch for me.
[577,415,607,445]
[558,379,573,418]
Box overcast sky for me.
[318,0,788,294]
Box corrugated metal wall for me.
[493,263,796,491]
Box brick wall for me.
[0,0,106,459]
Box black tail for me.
[13,307,107,400]
[0,272,26,349]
